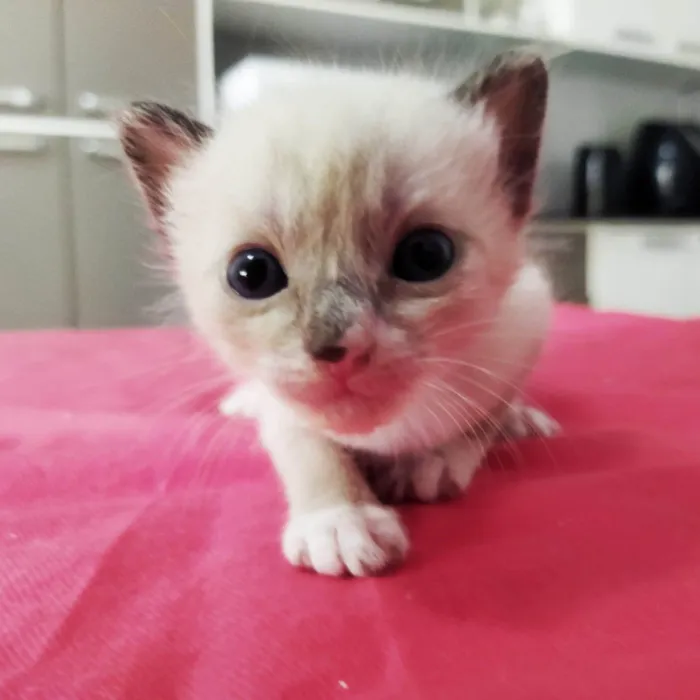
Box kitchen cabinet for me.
[530,228,588,305]
[0,0,208,330]
[541,0,664,53]
[63,0,199,118]
[0,134,73,329]
[587,224,700,319]
[69,138,169,328]
[0,1,63,115]
[669,0,700,65]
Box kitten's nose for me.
[312,344,348,364]
[310,343,374,373]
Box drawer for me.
[587,225,700,319]
[0,1,62,115]
[63,0,198,118]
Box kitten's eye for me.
[226,248,288,299]
[391,227,455,283]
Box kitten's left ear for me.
[453,52,548,221]
[119,102,213,234]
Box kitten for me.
[119,51,557,578]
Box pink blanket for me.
[1,306,699,699]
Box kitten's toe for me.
[282,504,409,577]
[501,402,560,440]
[411,450,479,503]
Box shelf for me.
[215,0,700,84]
[533,219,700,235]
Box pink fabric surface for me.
[0,306,699,699]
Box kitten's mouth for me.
[279,366,413,434]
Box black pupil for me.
[227,248,287,299]
[392,228,455,282]
[238,254,269,292]
[411,237,444,272]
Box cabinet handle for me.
[0,86,42,113]
[77,92,126,118]
[614,28,656,46]
[79,138,123,162]
[677,40,700,58]
[0,134,48,154]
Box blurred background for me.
[2,0,700,331]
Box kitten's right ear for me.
[118,102,213,234]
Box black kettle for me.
[626,121,700,218]
[572,145,625,219]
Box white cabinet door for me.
[69,137,172,328]
[0,0,62,115]
[669,0,700,65]
[63,0,199,119]
[0,135,73,329]
[607,0,663,53]
[587,225,700,319]
[541,0,664,53]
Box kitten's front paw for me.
[218,384,259,418]
[282,504,409,577]
[501,402,560,440]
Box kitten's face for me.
[120,54,548,436]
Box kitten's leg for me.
[260,420,408,577]
[499,398,560,439]
[367,436,489,504]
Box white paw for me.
[501,402,560,440]
[218,384,258,418]
[282,504,409,577]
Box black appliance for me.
[572,144,624,218]
[626,121,700,218]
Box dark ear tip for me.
[117,102,214,148]
[116,102,160,139]
[489,50,548,84]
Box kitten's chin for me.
[278,374,411,436]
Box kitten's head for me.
[120,53,548,436]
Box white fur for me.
[283,503,408,577]
[167,71,505,361]
[220,261,552,454]
[157,65,554,577]
[328,261,552,455]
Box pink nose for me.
[312,343,374,376]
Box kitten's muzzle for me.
[303,279,376,373]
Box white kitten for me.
[119,52,557,578]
